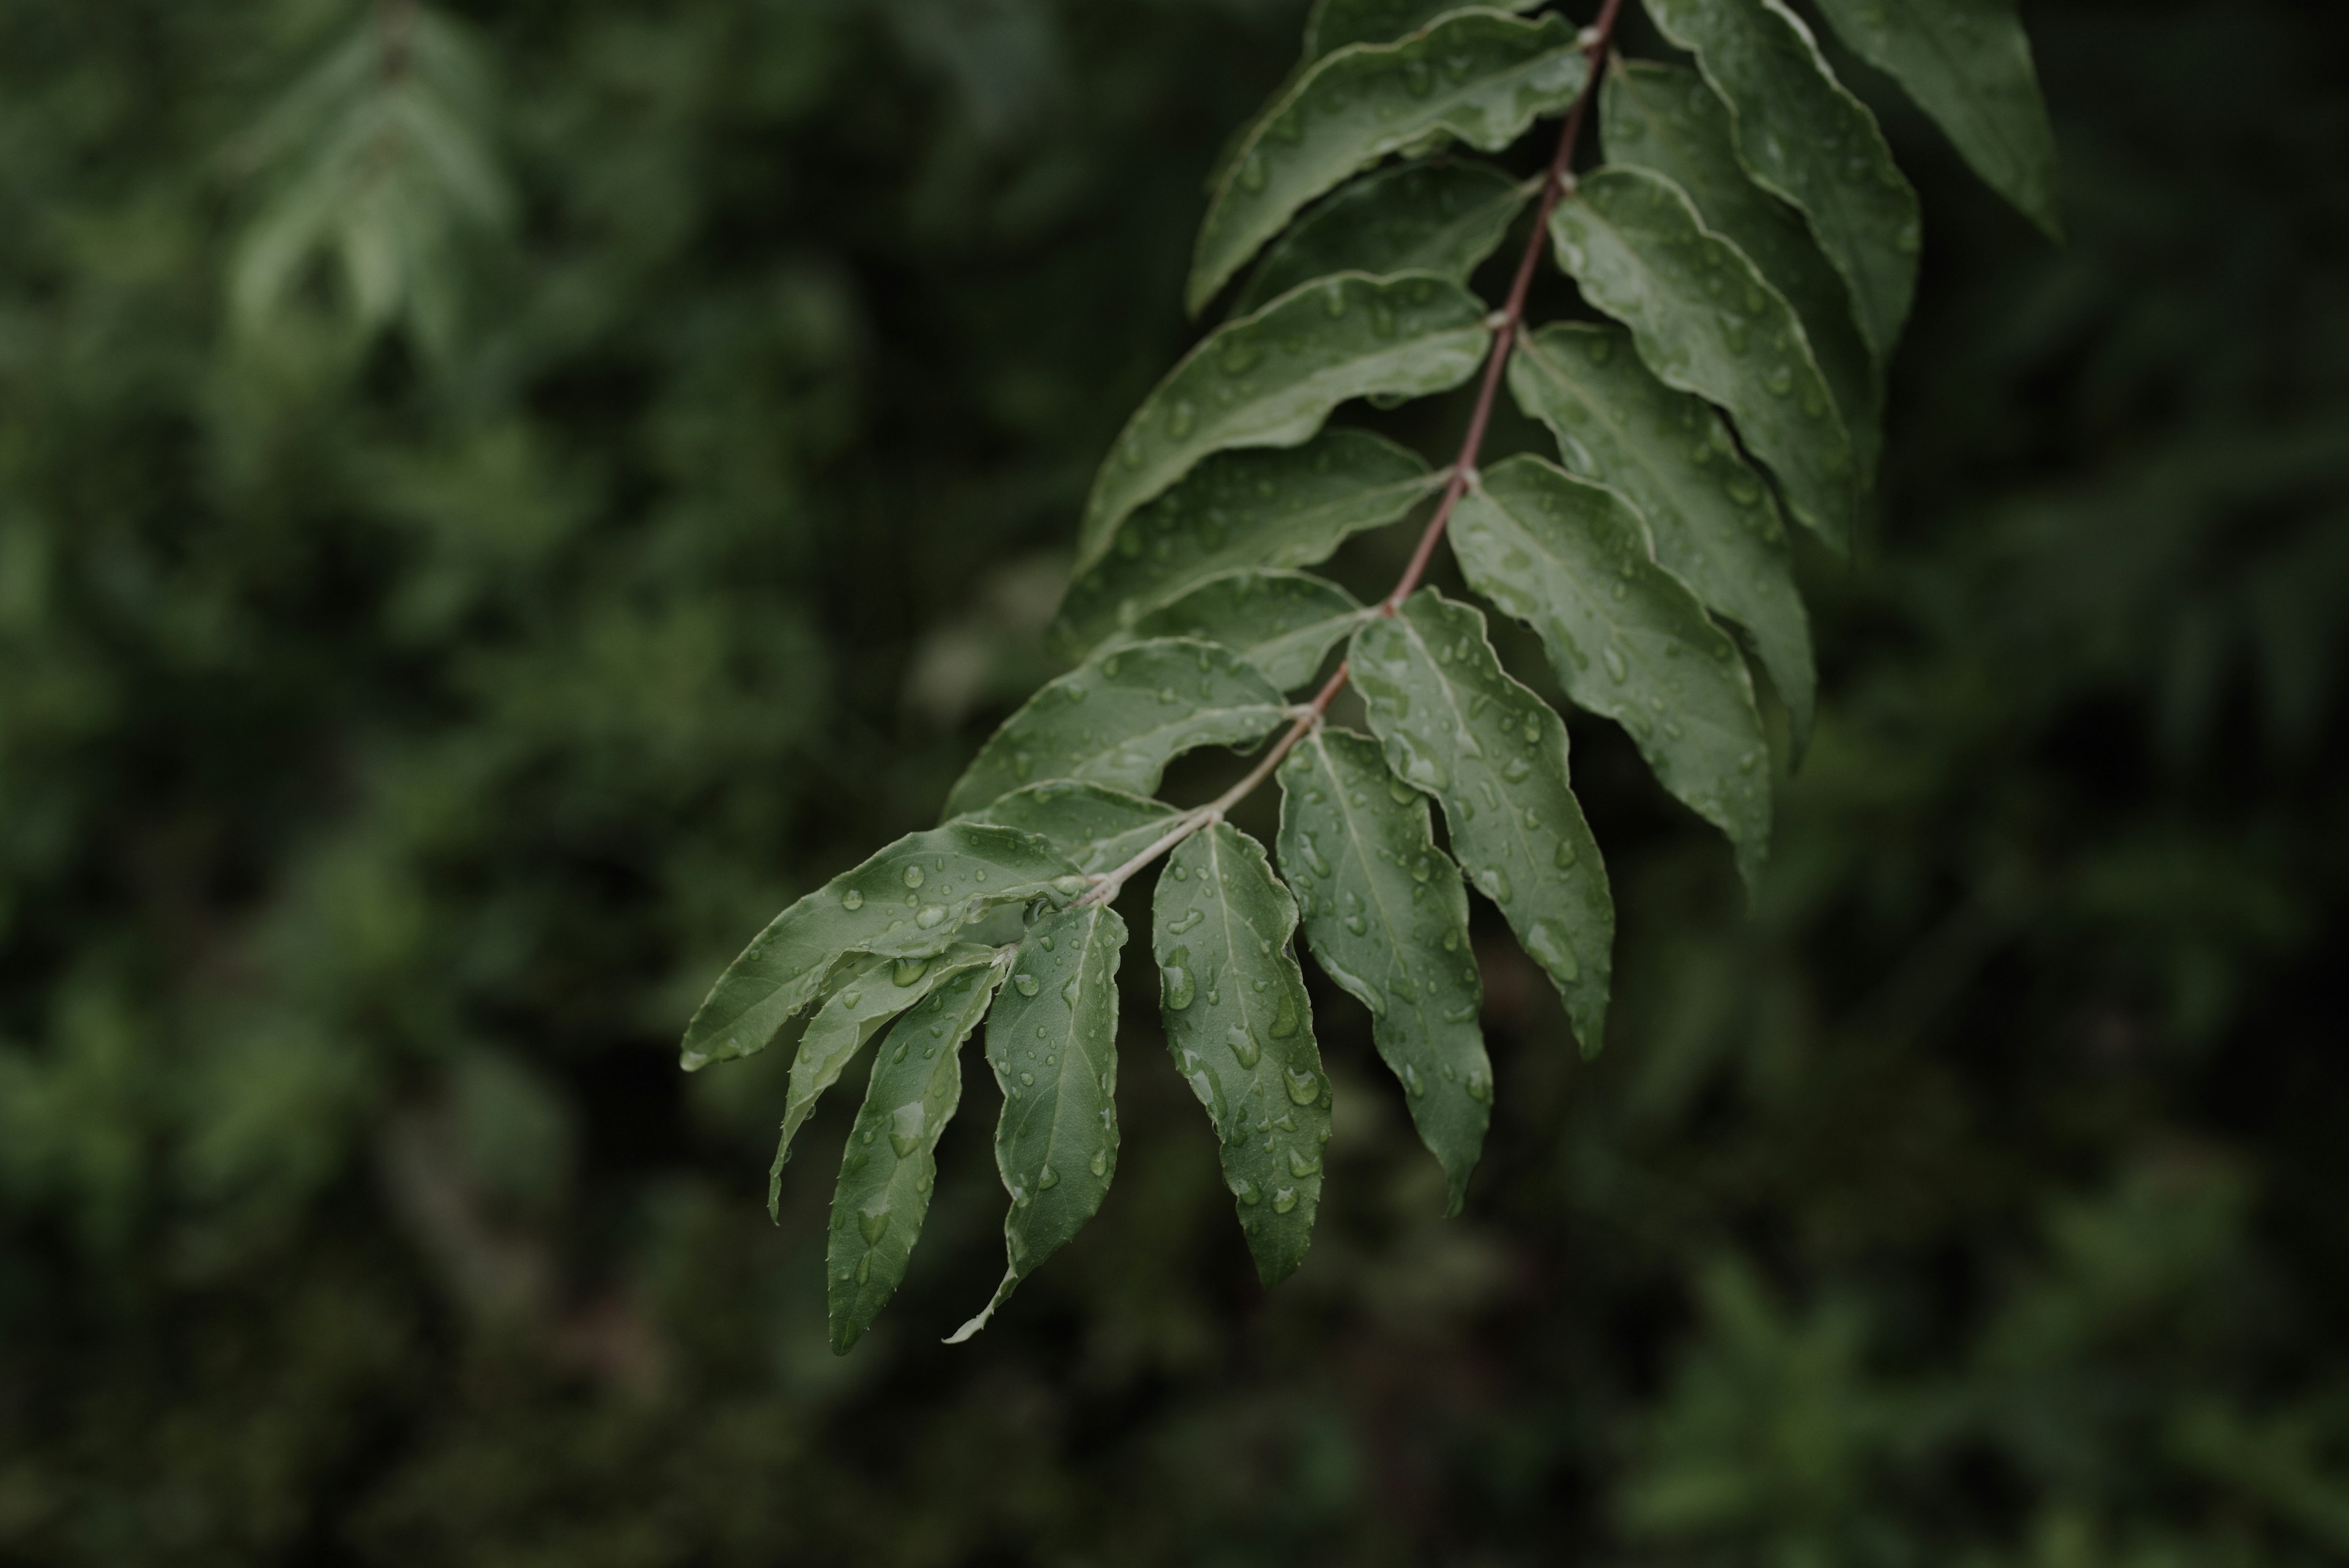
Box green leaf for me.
[681,825,1080,1072]
[959,782,1178,875]
[1301,0,1542,61]
[1451,455,1773,894]
[1350,590,1614,1052]
[1509,322,1814,748]
[1053,430,1438,661]
[941,639,1290,820]
[1187,10,1587,316]
[1550,165,1855,551]
[766,944,1002,1217]
[1122,570,1366,691]
[1154,822,1332,1284]
[1641,0,1922,361]
[1233,159,1534,318]
[1276,727,1490,1209]
[1600,58,1880,482]
[825,957,1008,1354]
[1808,0,2061,240]
[1079,274,1488,574]
[949,902,1129,1342]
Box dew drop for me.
[841,888,864,910]
[1013,973,1041,997]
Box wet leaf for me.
[959,781,1178,875]
[1234,158,1534,317]
[1121,570,1366,691]
[1301,0,1543,62]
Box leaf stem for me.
[1077,0,1624,905]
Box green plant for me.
[683,0,2062,1353]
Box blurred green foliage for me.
[1,0,2345,1562]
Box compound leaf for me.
[1510,321,1814,748]
[1154,822,1332,1285]
[959,782,1178,875]
[825,957,1008,1353]
[681,824,1080,1072]
[1234,158,1534,318]
[1080,273,1488,574]
[1642,0,1921,361]
[950,902,1129,1342]
[1302,0,1543,61]
[941,639,1290,820]
[1187,10,1587,316]
[1124,570,1366,691]
[1600,58,1880,481]
[1550,165,1855,551]
[1351,590,1614,1052]
[1054,430,1437,661]
[1452,455,1773,895]
[1277,727,1490,1209]
[1808,0,2061,240]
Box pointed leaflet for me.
[1551,166,1855,551]
[1510,322,1814,746]
[1277,727,1490,1209]
[766,944,1000,1215]
[959,782,1177,875]
[1350,592,1614,1052]
[1452,456,1773,894]
[825,957,1008,1354]
[1600,58,1880,483]
[1187,10,1587,316]
[941,639,1289,820]
[1234,160,1534,318]
[1054,430,1436,661]
[681,824,1079,1071]
[1808,0,2061,241]
[950,903,1128,1341]
[1301,0,1543,61]
[1122,571,1366,692]
[1154,823,1332,1285]
[1080,274,1487,574]
[1641,0,1921,362]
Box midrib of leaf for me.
[1297,732,1420,1008]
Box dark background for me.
[2,1,2346,1562]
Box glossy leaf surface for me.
[959,781,1178,875]
[1187,10,1586,315]
[1550,165,1854,551]
[1276,727,1490,1208]
[825,958,1007,1353]
[1809,0,2061,239]
[1452,456,1773,894]
[1233,159,1532,317]
[1642,0,1921,360]
[1080,274,1488,573]
[941,639,1289,820]
[1124,570,1365,691]
[951,902,1129,1341]
[1154,823,1331,1284]
[1055,431,1436,660]
[681,825,1078,1071]
[1351,591,1613,1052]
[1301,0,1543,61]
[1510,322,1814,745]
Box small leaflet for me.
[1079,273,1488,574]
[1600,58,1880,481]
[1276,727,1490,1209]
[1451,456,1773,896]
[1350,591,1615,1054]
[1124,570,1366,692]
[1301,0,1544,62]
[825,958,1008,1354]
[1154,822,1332,1285]
[1807,0,2061,242]
[1234,159,1534,318]
[1053,430,1437,661]
[1187,10,1587,316]
[1510,322,1815,747]
[949,903,1129,1342]
[1640,0,1922,362]
[680,823,1080,1072]
[957,781,1178,875]
[1550,165,1855,552]
[767,944,999,1217]
[941,639,1290,820]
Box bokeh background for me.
[3,0,2346,1562]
